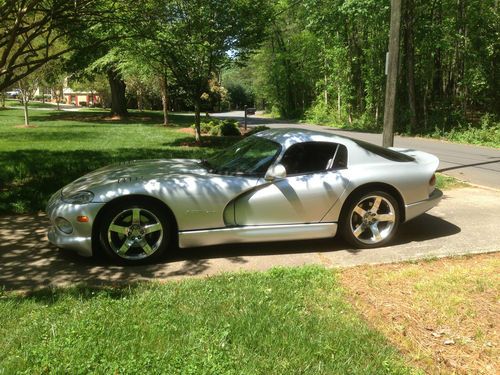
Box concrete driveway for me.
[1,187,498,292]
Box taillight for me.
[428,173,436,195]
[429,174,436,186]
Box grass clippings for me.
[340,253,499,374]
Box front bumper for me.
[48,226,93,257]
[46,190,105,257]
[404,188,443,222]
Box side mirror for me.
[265,164,287,181]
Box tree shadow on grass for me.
[0,129,100,142]
[28,110,196,127]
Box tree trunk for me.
[324,55,328,106]
[423,83,429,130]
[432,0,443,100]
[22,93,29,126]
[137,88,144,111]
[337,89,341,116]
[107,67,128,117]
[0,92,5,108]
[160,75,169,126]
[194,99,201,142]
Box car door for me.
[233,142,349,225]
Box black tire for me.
[340,190,400,249]
[98,199,172,265]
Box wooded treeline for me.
[234,0,499,134]
[1,0,498,137]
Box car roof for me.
[255,127,356,148]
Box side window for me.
[280,142,348,175]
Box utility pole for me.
[382,0,402,147]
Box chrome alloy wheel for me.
[349,195,396,245]
[107,208,163,260]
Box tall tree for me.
[134,0,272,141]
[0,0,113,91]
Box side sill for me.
[178,222,337,248]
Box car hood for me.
[61,159,205,196]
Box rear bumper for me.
[48,226,93,257]
[404,189,443,222]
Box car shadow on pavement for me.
[0,212,460,292]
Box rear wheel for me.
[341,191,400,249]
[99,201,171,264]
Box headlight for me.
[62,191,94,204]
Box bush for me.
[33,94,51,101]
[191,119,218,134]
[201,120,216,133]
[245,125,270,136]
[303,99,352,128]
[192,119,241,136]
[209,125,221,136]
[443,114,500,147]
[210,120,241,136]
[220,120,241,136]
[304,100,334,124]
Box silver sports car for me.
[47,128,442,264]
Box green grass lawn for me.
[0,108,235,214]
[0,266,415,374]
[4,99,61,109]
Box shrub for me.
[445,114,500,147]
[201,120,216,134]
[34,94,51,101]
[192,119,241,136]
[191,119,219,134]
[304,100,333,124]
[209,124,221,136]
[219,120,241,136]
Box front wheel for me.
[98,201,171,264]
[340,191,400,249]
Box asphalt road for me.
[1,187,498,291]
[214,111,500,189]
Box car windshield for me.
[204,136,281,176]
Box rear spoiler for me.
[390,147,440,172]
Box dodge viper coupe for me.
[47,128,442,264]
